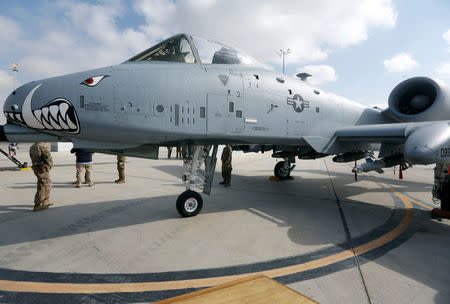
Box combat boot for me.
[42,200,54,207]
[116,167,125,183]
[85,165,94,187]
[33,204,49,212]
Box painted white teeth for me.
[49,105,59,119]
[41,117,53,129]
[19,83,79,133]
[33,109,42,123]
[42,107,49,122]
[59,117,69,129]
[59,103,69,118]
[49,116,62,130]
[67,116,77,129]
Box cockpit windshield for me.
[128,35,196,63]
[191,36,261,66]
[127,34,263,67]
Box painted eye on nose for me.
[81,75,109,87]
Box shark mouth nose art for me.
[4,83,80,134]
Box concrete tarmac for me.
[0,143,449,303]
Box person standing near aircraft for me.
[220,145,232,187]
[71,148,94,187]
[29,142,53,211]
[167,146,173,158]
[115,155,126,184]
[176,146,181,159]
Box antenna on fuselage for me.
[296,72,312,81]
[276,49,291,75]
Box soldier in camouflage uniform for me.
[433,163,450,211]
[167,146,173,158]
[115,155,126,183]
[220,144,232,187]
[29,142,53,211]
[181,145,187,159]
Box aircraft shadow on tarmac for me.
[1,165,448,303]
[10,181,119,189]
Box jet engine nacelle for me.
[404,122,450,165]
[387,77,450,122]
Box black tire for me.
[274,161,290,179]
[176,190,203,217]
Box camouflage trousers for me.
[32,166,51,205]
[76,164,93,185]
[222,165,232,185]
[117,164,125,181]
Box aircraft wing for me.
[335,122,428,143]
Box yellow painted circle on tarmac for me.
[0,176,430,294]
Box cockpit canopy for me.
[127,34,262,66]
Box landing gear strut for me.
[274,157,296,179]
[176,145,218,217]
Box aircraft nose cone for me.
[404,146,435,165]
[3,82,38,126]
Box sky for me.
[0,0,449,125]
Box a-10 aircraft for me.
[1,33,449,216]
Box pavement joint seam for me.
[323,159,373,304]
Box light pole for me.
[277,49,291,74]
[12,63,18,90]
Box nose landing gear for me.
[176,190,203,217]
[176,145,218,217]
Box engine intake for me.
[387,77,450,122]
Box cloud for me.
[0,16,21,52]
[134,0,397,64]
[383,53,419,73]
[0,0,397,89]
[296,65,338,85]
[0,70,14,92]
[444,29,450,52]
[444,29,450,44]
[0,70,14,125]
[435,62,450,76]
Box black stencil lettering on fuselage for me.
[441,147,450,158]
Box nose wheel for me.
[176,190,203,217]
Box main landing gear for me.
[274,157,296,180]
[176,145,218,217]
